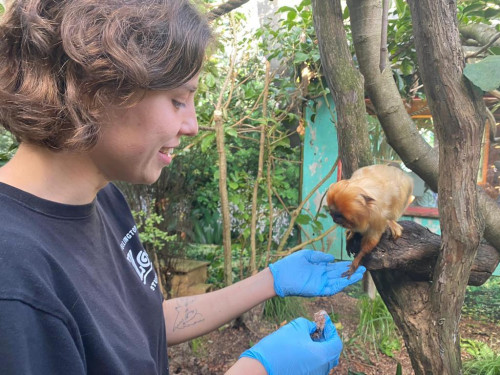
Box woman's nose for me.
[181,103,199,136]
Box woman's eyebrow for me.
[183,83,198,93]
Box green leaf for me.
[489,47,500,56]
[464,56,500,92]
[204,72,216,88]
[395,363,403,375]
[342,5,350,20]
[295,214,311,225]
[277,6,297,14]
[395,0,406,16]
[462,3,485,14]
[224,127,238,138]
[293,52,310,64]
[485,7,500,19]
[200,133,215,153]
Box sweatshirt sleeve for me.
[0,299,86,375]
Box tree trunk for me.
[311,0,371,178]
[408,2,485,372]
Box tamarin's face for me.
[326,180,373,234]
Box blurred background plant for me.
[353,295,401,359]
[462,339,500,375]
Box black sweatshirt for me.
[0,182,168,374]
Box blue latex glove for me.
[240,314,342,375]
[269,249,365,297]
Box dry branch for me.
[361,221,499,286]
[207,0,250,21]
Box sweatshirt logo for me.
[121,226,158,291]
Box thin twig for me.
[276,158,339,252]
[275,224,338,257]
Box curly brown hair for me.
[0,0,213,150]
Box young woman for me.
[0,0,365,373]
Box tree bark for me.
[361,221,499,286]
[409,3,485,373]
[207,0,250,21]
[459,23,500,49]
[214,29,239,286]
[311,0,372,178]
[347,0,439,188]
[214,112,233,286]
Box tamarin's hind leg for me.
[387,220,403,239]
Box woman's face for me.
[88,75,199,185]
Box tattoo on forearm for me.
[173,297,204,331]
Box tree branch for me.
[380,0,389,72]
[465,32,500,59]
[311,0,372,178]
[459,23,500,49]
[207,0,250,21]
[361,221,499,286]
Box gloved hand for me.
[269,249,365,297]
[240,314,342,375]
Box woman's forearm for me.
[163,267,276,345]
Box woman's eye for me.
[172,99,185,109]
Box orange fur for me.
[326,165,414,276]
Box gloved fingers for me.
[305,250,335,264]
[321,314,338,341]
[320,275,364,296]
[326,263,366,281]
[320,318,343,359]
[326,261,352,273]
[290,317,318,335]
[348,265,367,282]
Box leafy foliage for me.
[263,296,308,325]
[462,339,500,375]
[463,277,500,323]
[0,130,17,167]
[458,0,500,27]
[132,201,176,254]
[354,295,401,358]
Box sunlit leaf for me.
[464,56,500,92]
